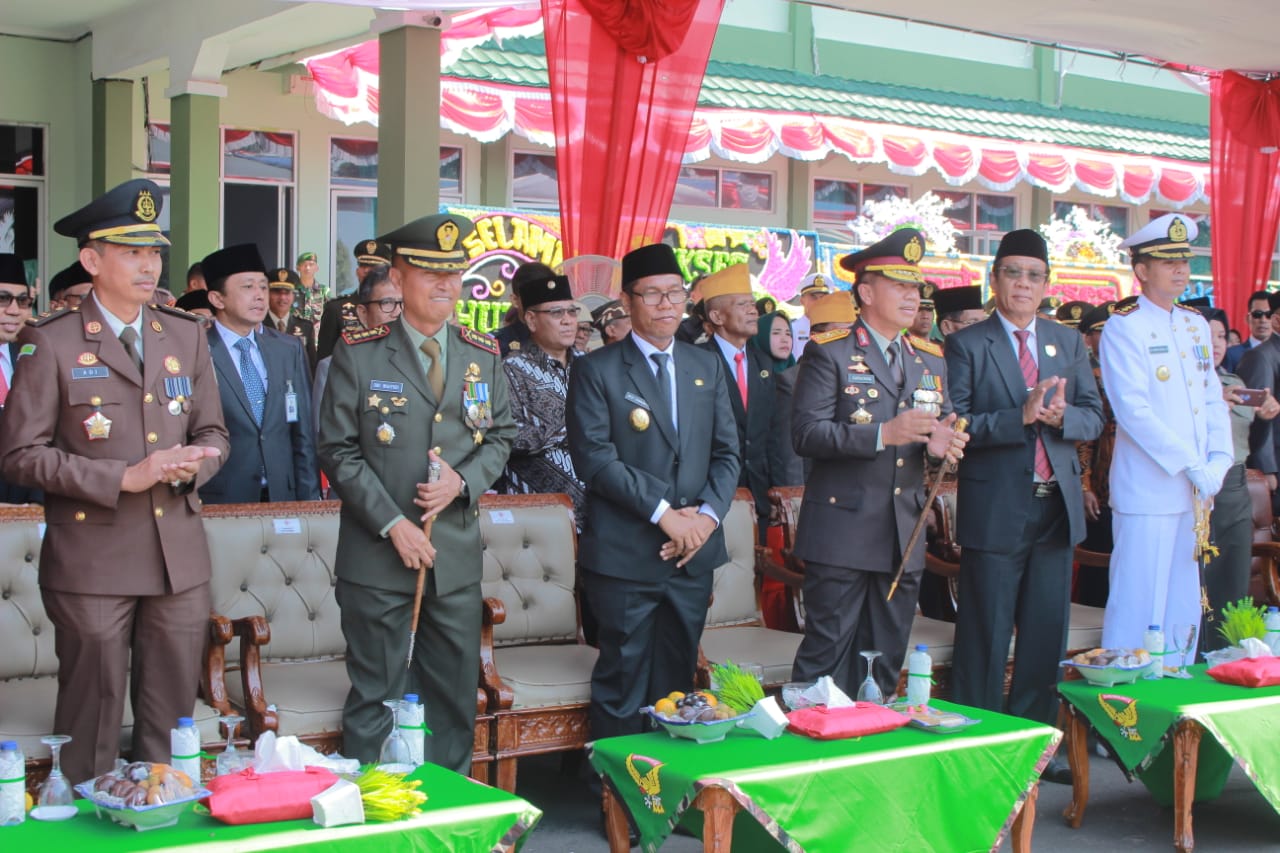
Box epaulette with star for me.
[810,328,850,345]
[1113,301,1140,316]
[1173,302,1200,314]
[907,334,943,357]
[30,307,74,327]
[342,324,390,345]
[459,325,499,355]
[152,302,203,322]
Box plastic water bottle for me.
[170,717,202,784]
[1266,607,1280,654]
[0,741,25,826]
[1143,625,1165,679]
[906,645,933,706]
[399,694,426,767]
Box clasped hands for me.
[658,507,717,568]
[1023,377,1068,429]
[122,443,221,492]
[882,410,969,464]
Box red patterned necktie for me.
[734,351,748,408]
[1014,329,1054,481]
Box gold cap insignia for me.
[278,269,289,282]
[1071,305,1083,319]
[437,220,460,252]
[903,236,923,265]
[814,275,825,287]
[365,241,377,254]
[135,189,158,222]
[1168,217,1188,243]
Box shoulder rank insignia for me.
[342,324,391,345]
[1173,302,1199,314]
[810,328,850,345]
[907,334,943,357]
[153,302,202,321]
[31,307,73,327]
[1113,301,1140,316]
[459,325,500,355]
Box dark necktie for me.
[887,339,904,390]
[119,327,143,376]
[420,338,445,401]
[1014,329,1054,481]
[650,352,675,432]
[234,337,266,425]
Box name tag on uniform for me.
[624,391,650,410]
[285,381,299,423]
[1149,345,1169,354]
[370,380,403,393]
[848,374,874,384]
[72,366,110,379]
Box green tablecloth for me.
[3,762,540,852]
[590,700,1059,853]
[1059,665,1280,809]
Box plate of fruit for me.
[644,691,751,744]
[1060,648,1152,686]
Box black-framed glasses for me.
[529,306,581,320]
[1251,310,1274,319]
[634,289,685,307]
[363,298,404,313]
[0,292,34,309]
[996,265,1048,285]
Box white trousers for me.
[1102,511,1202,653]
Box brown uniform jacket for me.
[0,296,229,596]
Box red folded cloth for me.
[786,703,909,740]
[1206,656,1280,688]
[206,767,339,825]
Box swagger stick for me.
[408,453,443,669]
[888,418,967,602]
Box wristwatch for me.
[458,478,469,500]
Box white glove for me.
[1185,464,1220,498]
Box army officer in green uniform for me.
[318,213,514,772]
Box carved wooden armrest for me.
[229,615,278,738]
[480,597,515,712]
[201,614,235,716]
[1251,541,1280,606]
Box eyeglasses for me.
[1251,310,1274,319]
[633,289,685,307]
[529,306,581,320]
[362,298,404,313]
[997,266,1048,285]
[0,292,34,309]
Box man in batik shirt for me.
[501,270,586,527]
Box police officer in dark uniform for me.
[316,239,391,361]
[790,229,966,697]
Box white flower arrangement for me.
[848,191,959,256]
[1039,206,1126,266]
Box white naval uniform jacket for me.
[1099,294,1232,516]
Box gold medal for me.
[1156,365,1170,382]
[164,356,181,374]
[851,406,873,425]
[630,407,651,431]
[83,410,111,440]
[376,422,395,444]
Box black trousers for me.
[1205,464,1252,651]
[953,489,1071,726]
[584,568,714,741]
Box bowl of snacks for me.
[645,691,751,744]
[1061,648,1152,687]
[75,761,209,831]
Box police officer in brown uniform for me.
[0,179,229,783]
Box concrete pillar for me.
[169,93,221,288]
[479,134,512,209]
[1030,186,1054,230]
[378,25,441,230]
[787,159,815,230]
[92,79,135,196]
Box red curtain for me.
[542,0,724,259]
[1210,71,1280,325]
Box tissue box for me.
[312,778,365,828]
[738,696,788,739]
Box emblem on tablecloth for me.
[625,754,666,815]
[1098,693,1141,742]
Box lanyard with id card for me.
[285,380,299,423]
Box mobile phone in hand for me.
[1235,388,1268,407]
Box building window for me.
[811,180,908,243]
[0,123,47,298]
[0,125,44,177]
[1055,201,1128,239]
[512,152,558,208]
[720,170,773,212]
[674,167,719,208]
[937,191,1016,255]
[329,139,463,198]
[222,129,297,269]
[147,123,170,174]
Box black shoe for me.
[1041,754,1073,785]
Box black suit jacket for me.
[945,314,1103,551]
[699,336,774,518]
[0,341,41,504]
[567,335,740,582]
[201,326,319,503]
[270,313,317,371]
[1235,336,1280,473]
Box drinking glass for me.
[378,699,414,771]
[856,650,885,704]
[215,714,249,776]
[1172,624,1198,678]
[32,735,75,821]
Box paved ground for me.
[512,747,1280,852]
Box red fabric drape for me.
[542,0,724,259]
[1210,72,1280,325]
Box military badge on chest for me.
[845,360,875,425]
[368,380,405,445]
[164,375,192,415]
[912,371,943,416]
[83,395,111,440]
[463,362,493,444]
